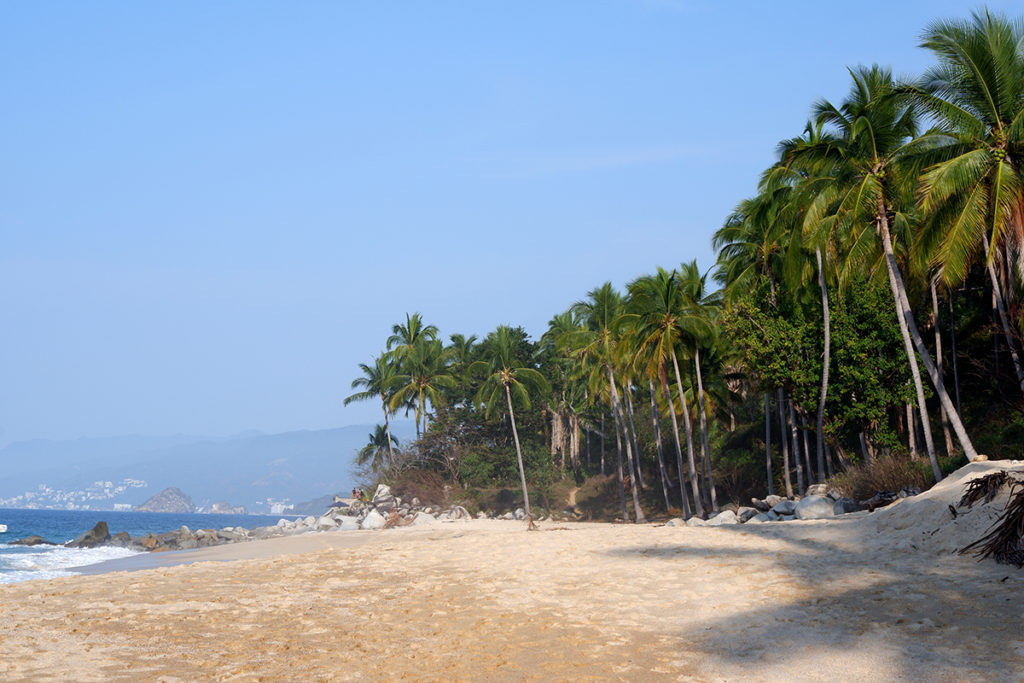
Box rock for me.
[316,515,338,530]
[685,517,708,527]
[779,514,796,521]
[476,511,488,519]
[971,454,989,462]
[665,518,686,527]
[898,486,921,498]
[705,510,738,525]
[65,521,111,548]
[303,516,316,527]
[765,510,780,521]
[514,508,526,521]
[411,512,438,526]
[337,516,360,531]
[499,512,514,520]
[861,491,898,511]
[746,513,772,524]
[250,526,285,540]
[136,533,160,550]
[794,495,835,520]
[371,484,394,503]
[361,509,387,530]
[804,483,828,497]
[833,497,862,515]
[750,498,771,512]
[736,506,759,523]
[133,487,196,513]
[765,495,784,508]
[448,506,471,520]
[770,500,798,516]
[411,497,421,507]
[10,535,57,546]
[108,531,133,548]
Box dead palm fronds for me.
[960,478,1024,568]
[958,471,1013,509]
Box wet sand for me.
[2,462,1023,681]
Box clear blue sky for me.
[2,1,1016,444]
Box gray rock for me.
[779,514,796,521]
[411,497,421,507]
[316,515,338,530]
[746,513,773,524]
[360,509,387,530]
[303,516,316,527]
[514,508,526,521]
[750,498,771,512]
[736,506,759,523]
[337,516,360,531]
[476,511,488,519]
[795,495,835,520]
[685,517,708,527]
[449,506,471,520]
[765,495,784,508]
[411,512,438,526]
[771,500,798,516]
[765,510,780,521]
[805,484,829,497]
[665,518,686,527]
[10,535,57,546]
[65,521,111,549]
[833,497,862,515]
[705,510,738,525]
[499,512,514,520]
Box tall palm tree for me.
[625,267,711,518]
[344,354,399,463]
[472,325,551,528]
[910,9,1024,394]
[566,283,646,522]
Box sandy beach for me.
[2,462,1023,682]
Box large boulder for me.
[337,516,360,531]
[706,510,739,525]
[361,509,387,530]
[736,507,759,523]
[770,500,798,516]
[685,516,708,527]
[10,535,56,546]
[794,495,835,520]
[65,521,111,548]
[833,497,862,515]
[315,515,339,531]
[745,513,773,524]
[765,495,785,508]
[665,518,686,527]
[411,512,438,526]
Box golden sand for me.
[2,462,1023,682]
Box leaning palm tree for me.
[472,325,551,529]
[344,354,400,463]
[909,9,1024,394]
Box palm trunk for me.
[778,388,793,497]
[693,346,718,512]
[505,384,533,527]
[612,410,629,521]
[649,377,673,513]
[661,369,693,519]
[600,414,606,475]
[800,411,813,486]
[984,238,1024,396]
[609,368,645,523]
[931,280,955,456]
[877,199,976,468]
[381,401,395,466]
[764,393,774,496]
[814,247,830,484]
[789,399,804,496]
[906,402,918,456]
[949,297,963,417]
[623,388,647,490]
[671,349,705,517]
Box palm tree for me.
[389,338,456,437]
[344,354,399,463]
[356,424,398,472]
[910,9,1024,394]
[567,283,646,522]
[625,267,712,518]
[387,312,439,357]
[678,260,720,512]
[472,325,551,528]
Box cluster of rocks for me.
[10,485,480,553]
[311,484,474,531]
[668,483,922,527]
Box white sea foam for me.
[0,545,141,584]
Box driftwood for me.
[960,478,1024,568]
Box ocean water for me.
[0,508,292,584]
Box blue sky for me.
[2,1,1016,444]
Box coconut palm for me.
[909,9,1024,393]
[356,424,399,472]
[389,338,456,437]
[566,283,646,522]
[344,354,399,463]
[472,325,551,528]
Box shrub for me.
[828,454,935,501]
[390,469,449,507]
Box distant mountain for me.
[135,487,196,513]
[0,422,415,513]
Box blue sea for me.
[0,508,293,584]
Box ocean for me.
[0,508,292,584]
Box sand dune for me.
[2,461,1022,681]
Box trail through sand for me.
[1,461,1022,681]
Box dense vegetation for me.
[346,9,1024,521]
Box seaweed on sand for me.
[958,471,1013,509]
[960,479,1024,568]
